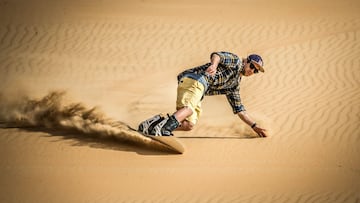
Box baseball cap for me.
[248,54,264,73]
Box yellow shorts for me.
[176,77,205,125]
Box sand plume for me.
[0,90,150,144]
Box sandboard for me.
[130,128,185,154]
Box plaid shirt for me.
[177,51,246,113]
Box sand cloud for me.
[0,90,149,143]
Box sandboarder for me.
[138,51,268,138]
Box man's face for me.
[243,62,257,77]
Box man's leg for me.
[143,77,203,136]
[174,107,194,131]
[173,107,193,123]
[153,107,194,135]
[176,120,194,131]
[176,98,202,131]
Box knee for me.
[181,121,194,131]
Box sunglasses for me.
[250,63,259,74]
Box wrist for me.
[210,62,218,67]
[211,54,221,66]
[251,122,257,129]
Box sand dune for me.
[1,0,360,202]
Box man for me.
[138,51,268,138]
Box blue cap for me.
[248,54,264,72]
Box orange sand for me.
[0,0,359,202]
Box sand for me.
[0,0,360,202]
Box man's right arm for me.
[206,53,221,76]
[210,52,240,69]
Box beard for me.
[241,68,246,75]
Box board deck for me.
[131,128,185,154]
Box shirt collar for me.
[239,58,245,72]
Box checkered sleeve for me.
[211,52,240,69]
[226,90,246,113]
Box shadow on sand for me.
[0,122,180,155]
